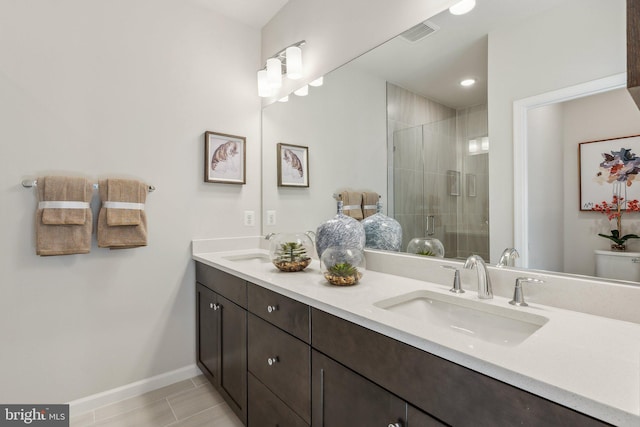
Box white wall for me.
[0,0,261,403]
[262,63,387,236]
[261,0,457,102]
[488,0,626,262]
[562,89,640,276]
[527,104,565,271]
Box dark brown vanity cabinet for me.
[247,283,311,426]
[195,263,611,427]
[196,265,248,425]
[311,309,609,427]
[311,350,444,427]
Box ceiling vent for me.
[399,21,439,43]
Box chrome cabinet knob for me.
[209,303,213,309]
[388,423,402,427]
[267,356,279,366]
[212,303,221,311]
[267,305,278,313]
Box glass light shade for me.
[266,57,282,89]
[278,96,289,103]
[257,69,272,98]
[449,0,476,15]
[481,136,489,151]
[285,46,303,80]
[468,138,478,153]
[309,76,324,87]
[294,85,309,96]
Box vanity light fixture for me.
[309,76,324,87]
[449,0,476,15]
[469,136,489,154]
[294,85,309,96]
[460,78,476,87]
[257,40,306,98]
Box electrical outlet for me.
[266,210,276,226]
[244,210,255,226]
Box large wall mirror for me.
[262,0,636,281]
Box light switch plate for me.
[244,210,255,226]
[266,210,276,226]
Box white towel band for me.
[363,205,377,210]
[38,201,89,209]
[343,204,361,211]
[104,201,145,210]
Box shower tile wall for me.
[388,83,489,259]
[387,83,458,254]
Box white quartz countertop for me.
[193,247,640,426]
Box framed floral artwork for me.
[578,135,640,210]
[277,143,309,187]
[204,131,246,184]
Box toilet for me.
[594,250,640,282]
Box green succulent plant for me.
[417,250,436,256]
[275,242,309,262]
[328,262,359,277]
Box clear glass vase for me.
[321,246,365,286]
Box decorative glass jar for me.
[406,237,445,258]
[321,246,365,286]
[361,201,402,251]
[266,231,315,272]
[315,200,366,259]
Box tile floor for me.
[70,375,243,427]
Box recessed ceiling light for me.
[460,78,476,87]
[449,0,476,16]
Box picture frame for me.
[466,173,477,197]
[204,131,246,184]
[447,170,460,196]
[578,134,640,210]
[277,143,309,187]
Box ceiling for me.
[192,0,289,29]
[351,0,563,109]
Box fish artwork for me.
[211,141,238,171]
[283,148,303,177]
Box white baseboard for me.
[68,364,201,415]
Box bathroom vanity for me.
[193,239,640,426]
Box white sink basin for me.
[222,253,271,265]
[374,290,548,347]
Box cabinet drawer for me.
[196,262,247,308]
[311,308,609,427]
[248,313,310,423]
[248,283,310,343]
[248,373,308,427]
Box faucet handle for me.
[441,265,464,294]
[509,277,544,307]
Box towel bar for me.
[21,179,155,192]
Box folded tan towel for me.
[41,176,89,225]
[97,179,148,249]
[106,179,145,226]
[36,176,93,256]
[362,192,380,218]
[340,191,363,220]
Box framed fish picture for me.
[204,131,246,184]
[277,143,309,187]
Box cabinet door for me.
[196,283,219,382]
[407,405,447,427]
[219,295,248,425]
[312,350,406,427]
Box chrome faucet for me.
[463,255,493,299]
[497,248,519,267]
